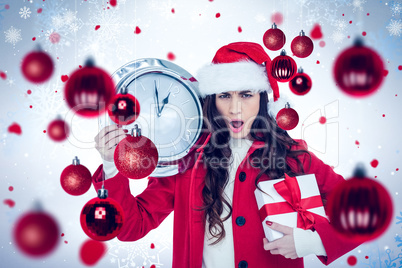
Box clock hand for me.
[154,80,161,114]
[159,92,171,116]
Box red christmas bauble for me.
[107,92,140,125]
[79,239,107,266]
[114,125,158,179]
[271,50,297,82]
[47,118,69,142]
[291,30,314,58]
[333,39,385,97]
[64,59,115,117]
[80,196,124,241]
[276,103,299,130]
[21,51,54,83]
[263,23,286,51]
[60,156,92,196]
[327,165,393,242]
[13,211,59,257]
[289,68,312,95]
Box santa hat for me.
[197,42,280,103]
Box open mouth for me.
[229,120,244,133]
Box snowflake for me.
[386,19,402,36]
[296,0,347,26]
[397,211,402,225]
[331,19,348,31]
[4,26,22,46]
[6,76,16,87]
[63,10,77,24]
[347,0,367,12]
[52,14,65,29]
[19,6,32,19]
[390,1,402,17]
[331,30,346,44]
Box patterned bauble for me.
[107,91,140,125]
[80,186,124,241]
[114,125,158,179]
[289,67,312,96]
[47,117,69,142]
[276,102,299,130]
[13,211,59,257]
[327,164,393,242]
[333,38,384,97]
[60,156,92,196]
[271,49,297,82]
[263,23,286,51]
[291,30,314,58]
[64,58,115,117]
[21,50,54,83]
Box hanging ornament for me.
[13,204,60,257]
[276,102,299,130]
[271,49,297,82]
[60,156,92,196]
[107,87,140,125]
[333,38,385,97]
[262,22,286,51]
[79,239,107,266]
[47,117,69,142]
[291,30,314,58]
[114,124,158,179]
[64,58,115,118]
[289,67,312,95]
[327,164,393,242]
[80,186,124,241]
[21,47,54,83]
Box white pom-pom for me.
[267,94,295,119]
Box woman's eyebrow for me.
[239,90,252,94]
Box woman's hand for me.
[94,125,128,162]
[263,221,298,259]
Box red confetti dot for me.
[61,233,64,237]
[398,65,402,70]
[134,26,141,34]
[370,159,379,168]
[5,4,9,9]
[382,114,385,117]
[32,37,36,41]
[349,20,352,24]
[1,71,7,80]
[37,8,42,13]
[8,123,22,135]
[316,60,320,64]
[55,91,57,93]
[79,65,82,68]
[150,265,156,268]
[374,176,377,178]
[347,255,357,266]
[80,239,107,266]
[110,0,117,7]
[365,256,369,259]
[27,90,32,94]
[4,199,15,208]
[29,105,32,108]
[362,31,367,36]
[271,12,283,25]
[342,14,344,16]
[43,130,47,133]
[238,26,242,33]
[215,13,221,18]
[95,25,101,31]
[383,70,389,76]
[171,8,175,13]
[319,116,326,124]
[319,41,326,47]
[348,35,351,38]
[310,23,323,40]
[9,186,14,191]
[396,168,399,171]
[367,13,370,16]
[64,241,68,244]
[150,243,155,249]
[167,52,176,61]
[61,75,69,82]
[355,140,360,145]
[209,0,213,1]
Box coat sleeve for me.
[92,165,176,242]
[291,140,361,265]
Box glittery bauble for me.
[289,72,312,95]
[47,119,69,142]
[327,166,393,242]
[79,239,107,266]
[263,24,286,51]
[21,51,54,83]
[276,105,299,130]
[291,32,314,58]
[13,212,60,257]
[271,50,297,82]
[80,197,124,241]
[64,60,115,117]
[107,93,140,125]
[114,135,159,179]
[60,158,92,196]
[333,39,384,97]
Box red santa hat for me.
[197,42,280,103]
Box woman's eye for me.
[219,94,230,99]
[241,94,252,98]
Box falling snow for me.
[347,0,367,12]
[331,30,346,44]
[331,19,348,31]
[4,26,22,46]
[386,19,402,36]
[296,0,348,26]
[390,1,402,17]
[19,6,32,19]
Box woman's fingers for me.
[106,133,128,149]
[94,125,119,143]
[97,128,127,148]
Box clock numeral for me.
[139,82,147,91]
[182,129,191,142]
[171,139,177,150]
[170,86,180,97]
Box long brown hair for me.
[198,91,310,245]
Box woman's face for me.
[215,90,260,139]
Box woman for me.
[93,42,359,267]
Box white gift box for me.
[254,174,327,242]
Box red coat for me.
[92,137,360,268]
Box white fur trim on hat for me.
[268,94,294,119]
[196,61,272,98]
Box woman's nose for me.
[229,97,242,115]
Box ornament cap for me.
[280,49,287,56]
[72,156,80,165]
[97,185,108,199]
[131,124,141,137]
[84,57,95,67]
[353,163,367,178]
[272,22,278,29]
[353,37,364,47]
[121,86,128,95]
[297,67,304,73]
[285,102,291,109]
[299,30,305,36]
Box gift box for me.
[254,173,328,242]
